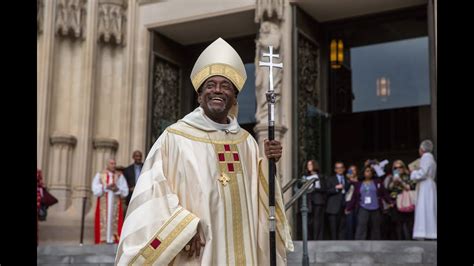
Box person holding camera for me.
[386,160,416,240]
[344,164,359,240]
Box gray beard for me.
[207,102,226,113]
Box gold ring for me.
[185,244,191,251]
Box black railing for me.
[282,177,318,266]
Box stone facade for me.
[37,0,137,243]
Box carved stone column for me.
[254,0,286,163]
[255,21,283,125]
[37,0,56,173]
[254,0,295,231]
[48,134,77,211]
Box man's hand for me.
[264,139,282,162]
[184,229,205,258]
[107,184,119,192]
[335,184,343,190]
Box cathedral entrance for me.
[293,4,435,241]
[326,5,433,171]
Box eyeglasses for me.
[393,166,403,170]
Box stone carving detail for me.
[255,21,282,124]
[150,56,180,146]
[255,0,284,23]
[55,0,87,39]
[98,0,127,45]
[297,33,321,172]
[37,0,44,34]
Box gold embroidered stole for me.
[99,171,120,242]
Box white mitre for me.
[190,37,247,91]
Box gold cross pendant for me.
[218,173,230,186]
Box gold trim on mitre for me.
[190,38,247,91]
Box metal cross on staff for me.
[259,46,282,266]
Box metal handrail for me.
[285,178,317,211]
[282,177,319,266]
[282,178,299,193]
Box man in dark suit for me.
[325,161,351,240]
[123,150,143,206]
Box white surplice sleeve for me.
[114,175,129,198]
[92,173,104,197]
[115,130,200,266]
[410,154,430,181]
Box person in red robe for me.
[92,159,129,244]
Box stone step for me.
[287,241,436,265]
[38,241,437,265]
[37,244,117,265]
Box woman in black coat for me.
[302,160,327,240]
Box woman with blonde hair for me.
[386,160,416,240]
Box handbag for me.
[396,190,416,212]
[41,188,58,207]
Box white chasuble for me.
[116,107,293,265]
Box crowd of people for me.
[300,139,437,241]
[37,139,437,244]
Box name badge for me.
[364,196,372,204]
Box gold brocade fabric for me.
[116,114,292,266]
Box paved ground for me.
[37,240,437,265]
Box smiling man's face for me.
[198,76,237,123]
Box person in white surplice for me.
[92,158,129,244]
[409,139,437,240]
